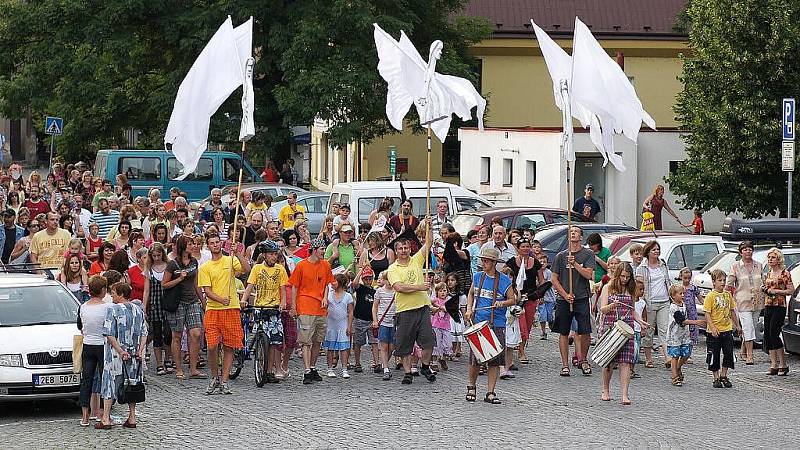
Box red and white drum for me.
[463,320,503,363]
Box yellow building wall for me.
[310,36,687,187]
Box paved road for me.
[1,337,798,449]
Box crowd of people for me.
[4,160,793,426]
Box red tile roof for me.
[462,0,687,38]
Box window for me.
[410,197,447,217]
[455,197,491,212]
[340,194,350,207]
[223,158,243,182]
[502,158,513,186]
[357,197,402,222]
[682,243,721,270]
[480,157,490,184]
[167,158,212,181]
[666,248,686,271]
[550,212,572,224]
[515,213,546,231]
[669,160,683,176]
[256,188,279,200]
[95,154,107,179]
[526,161,536,189]
[441,134,460,176]
[329,193,340,213]
[120,157,160,181]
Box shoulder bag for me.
[160,263,181,313]
[117,361,145,404]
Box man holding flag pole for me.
[374,23,485,385]
[164,15,255,394]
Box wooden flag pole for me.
[230,140,247,249]
[424,125,432,290]
[566,160,574,312]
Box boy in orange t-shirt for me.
[288,238,335,384]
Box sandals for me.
[560,366,571,377]
[665,361,671,369]
[671,375,683,387]
[580,361,593,376]
[466,386,477,402]
[156,366,167,376]
[401,373,413,385]
[644,361,655,369]
[767,367,779,376]
[601,392,611,401]
[175,372,186,380]
[778,366,790,376]
[519,358,530,365]
[677,368,684,382]
[484,391,501,404]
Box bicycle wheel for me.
[253,333,269,387]
[228,348,245,380]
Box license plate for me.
[33,373,80,386]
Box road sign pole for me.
[783,99,796,218]
[48,135,55,173]
[790,172,793,218]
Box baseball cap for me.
[340,224,354,233]
[2,208,15,217]
[310,238,326,250]
[361,266,374,278]
[585,183,594,190]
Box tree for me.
[670,0,800,217]
[0,0,488,165]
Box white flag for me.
[571,17,655,170]
[373,23,485,142]
[164,16,254,180]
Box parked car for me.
[0,272,81,401]
[271,192,330,235]
[615,234,726,281]
[600,230,684,255]
[452,207,593,237]
[535,223,636,263]
[196,182,307,209]
[328,181,492,224]
[784,269,800,355]
[95,149,261,202]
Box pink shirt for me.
[430,296,450,330]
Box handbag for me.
[161,285,180,312]
[72,335,83,374]
[117,361,146,404]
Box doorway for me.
[573,157,605,222]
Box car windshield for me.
[700,251,739,273]
[452,214,482,236]
[536,226,569,252]
[0,285,79,327]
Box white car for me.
[615,234,727,281]
[0,273,81,401]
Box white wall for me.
[459,128,564,207]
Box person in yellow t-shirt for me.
[29,212,72,269]
[242,240,287,383]
[278,192,305,230]
[703,269,741,388]
[197,233,250,394]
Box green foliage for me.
[0,0,488,164]
[670,0,800,217]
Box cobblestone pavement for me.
[2,337,798,449]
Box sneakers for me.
[439,359,448,371]
[327,368,337,378]
[265,373,279,384]
[420,364,437,382]
[382,370,392,381]
[499,370,514,380]
[540,332,547,340]
[205,378,220,395]
[310,368,323,381]
[373,366,383,374]
[720,376,733,388]
[341,369,351,379]
[713,378,724,388]
[411,367,420,376]
[303,372,313,385]
[218,382,232,394]
[401,373,413,384]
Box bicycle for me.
[228,307,276,387]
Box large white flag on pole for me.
[373,23,486,142]
[164,16,254,180]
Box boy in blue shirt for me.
[464,247,517,405]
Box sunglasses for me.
[29,223,40,228]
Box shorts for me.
[352,318,377,346]
[204,309,244,349]
[297,314,326,346]
[165,301,203,333]
[393,306,436,357]
[468,326,506,367]
[378,325,395,344]
[506,318,521,349]
[537,301,555,323]
[280,311,298,350]
[667,344,692,359]
[706,331,735,372]
[254,309,284,346]
[552,298,592,336]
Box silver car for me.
[272,192,330,235]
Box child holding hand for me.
[704,269,741,388]
[430,283,453,371]
[666,284,705,386]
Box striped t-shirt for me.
[90,210,120,240]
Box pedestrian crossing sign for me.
[45,116,63,135]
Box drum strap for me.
[478,271,502,326]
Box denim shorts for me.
[667,343,692,359]
[537,301,555,323]
[378,325,395,344]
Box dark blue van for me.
[94,149,260,202]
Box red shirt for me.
[128,264,146,302]
[692,217,705,234]
[24,199,50,217]
[261,168,279,183]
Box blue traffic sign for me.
[45,116,63,136]
[783,98,795,140]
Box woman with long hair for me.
[90,241,116,275]
[503,237,541,366]
[142,242,173,375]
[763,247,795,376]
[358,232,395,278]
[642,184,685,230]
[127,232,145,266]
[76,171,95,206]
[58,253,89,301]
[6,191,21,214]
[108,249,132,282]
[318,214,335,248]
[598,262,649,405]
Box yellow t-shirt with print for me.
[387,250,431,313]
[198,256,243,310]
[278,204,306,229]
[247,263,288,308]
[703,290,735,333]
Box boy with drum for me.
[464,247,517,405]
